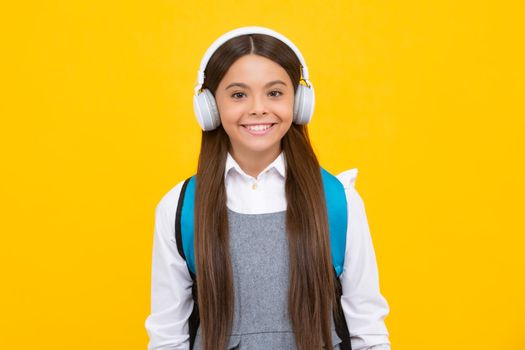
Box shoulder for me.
[335,168,365,209]
[335,168,358,190]
[154,178,188,222]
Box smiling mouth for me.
[241,123,277,135]
[241,123,276,130]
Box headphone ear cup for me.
[193,88,221,131]
[293,84,315,125]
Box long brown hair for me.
[194,33,340,349]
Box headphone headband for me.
[194,26,311,95]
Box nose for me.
[248,94,268,116]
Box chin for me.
[239,142,280,154]
[244,145,277,153]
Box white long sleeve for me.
[337,169,391,350]
[145,181,194,350]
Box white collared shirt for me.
[145,151,391,350]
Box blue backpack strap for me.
[176,168,348,278]
[320,167,348,277]
[174,176,199,350]
[175,175,197,275]
[320,167,351,349]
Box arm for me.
[145,181,194,350]
[336,169,391,350]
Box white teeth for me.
[246,124,272,131]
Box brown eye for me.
[231,92,245,99]
[269,90,283,97]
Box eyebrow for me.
[225,80,287,90]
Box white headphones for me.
[193,26,315,131]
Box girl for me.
[145,26,390,350]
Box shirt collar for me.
[225,151,286,181]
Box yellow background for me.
[1,1,524,349]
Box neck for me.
[229,145,282,179]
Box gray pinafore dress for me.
[193,208,342,349]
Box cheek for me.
[275,99,294,122]
[217,106,232,122]
[216,100,240,123]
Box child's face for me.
[215,54,294,158]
